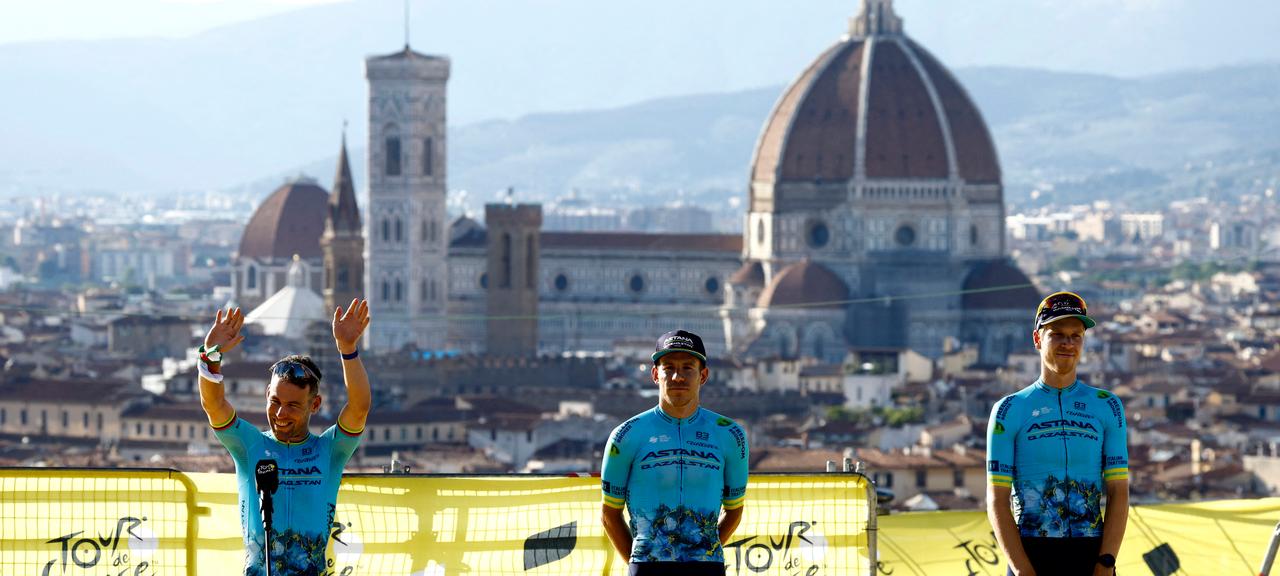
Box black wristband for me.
[341,349,359,360]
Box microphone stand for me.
[260,489,274,576]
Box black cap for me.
[1035,291,1096,330]
[652,329,707,363]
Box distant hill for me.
[278,63,1280,212]
[0,0,1277,208]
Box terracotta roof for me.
[728,261,766,287]
[961,260,1040,311]
[757,260,848,309]
[750,17,1000,198]
[751,447,845,472]
[451,230,741,253]
[238,179,329,260]
[0,379,130,404]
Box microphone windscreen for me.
[255,459,279,494]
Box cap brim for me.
[652,349,707,363]
[1039,314,1096,330]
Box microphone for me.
[255,459,279,576]
[255,459,279,496]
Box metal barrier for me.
[0,467,206,576]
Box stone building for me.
[232,177,328,311]
[722,0,1038,363]
[364,47,451,352]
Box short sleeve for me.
[721,421,749,510]
[600,421,637,509]
[325,424,362,472]
[986,397,1015,488]
[1101,394,1129,483]
[213,415,262,463]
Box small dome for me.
[238,178,330,261]
[962,260,1041,311]
[757,260,848,309]
[729,261,765,287]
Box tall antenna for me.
[404,0,410,50]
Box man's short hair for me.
[269,354,322,396]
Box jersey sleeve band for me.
[211,411,237,431]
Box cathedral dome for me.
[728,261,766,287]
[750,0,999,195]
[961,260,1041,311]
[238,177,330,261]
[757,260,848,309]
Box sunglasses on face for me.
[270,360,317,383]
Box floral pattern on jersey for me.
[243,528,328,576]
[1015,474,1105,538]
[631,504,723,563]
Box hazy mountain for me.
[1,0,1277,204]
[274,63,1280,212]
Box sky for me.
[3,0,1279,78]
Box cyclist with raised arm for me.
[197,299,371,576]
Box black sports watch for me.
[1097,553,1116,568]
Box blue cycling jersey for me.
[600,406,749,564]
[986,379,1128,538]
[214,413,362,576]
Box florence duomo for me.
[233,0,1038,365]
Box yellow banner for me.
[876,498,1280,575]
[2,470,873,576]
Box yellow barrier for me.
[876,498,1280,575]
[12,467,1274,575]
[0,468,203,576]
[3,470,874,575]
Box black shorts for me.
[629,561,726,576]
[1006,536,1106,576]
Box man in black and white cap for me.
[600,330,750,576]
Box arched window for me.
[526,234,536,289]
[395,279,403,302]
[337,268,349,291]
[395,219,403,243]
[246,264,257,289]
[385,136,401,176]
[423,137,434,176]
[500,233,512,288]
[382,219,390,242]
[381,280,390,302]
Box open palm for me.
[333,298,370,351]
[204,307,245,352]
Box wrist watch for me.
[1097,554,1116,569]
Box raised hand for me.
[204,307,245,353]
[333,298,371,353]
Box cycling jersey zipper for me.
[677,417,685,508]
[1057,388,1070,537]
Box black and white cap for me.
[651,329,708,363]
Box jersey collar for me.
[268,431,316,447]
[1033,377,1081,394]
[653,405,703,426]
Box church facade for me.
[234,0,1038,365]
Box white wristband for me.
[198,361,224,384]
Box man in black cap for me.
[600,329,750,576]
[986,292,1129,575]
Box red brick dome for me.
[757,260,848,309]
[751,1,999,192]
[238,178,330,260]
